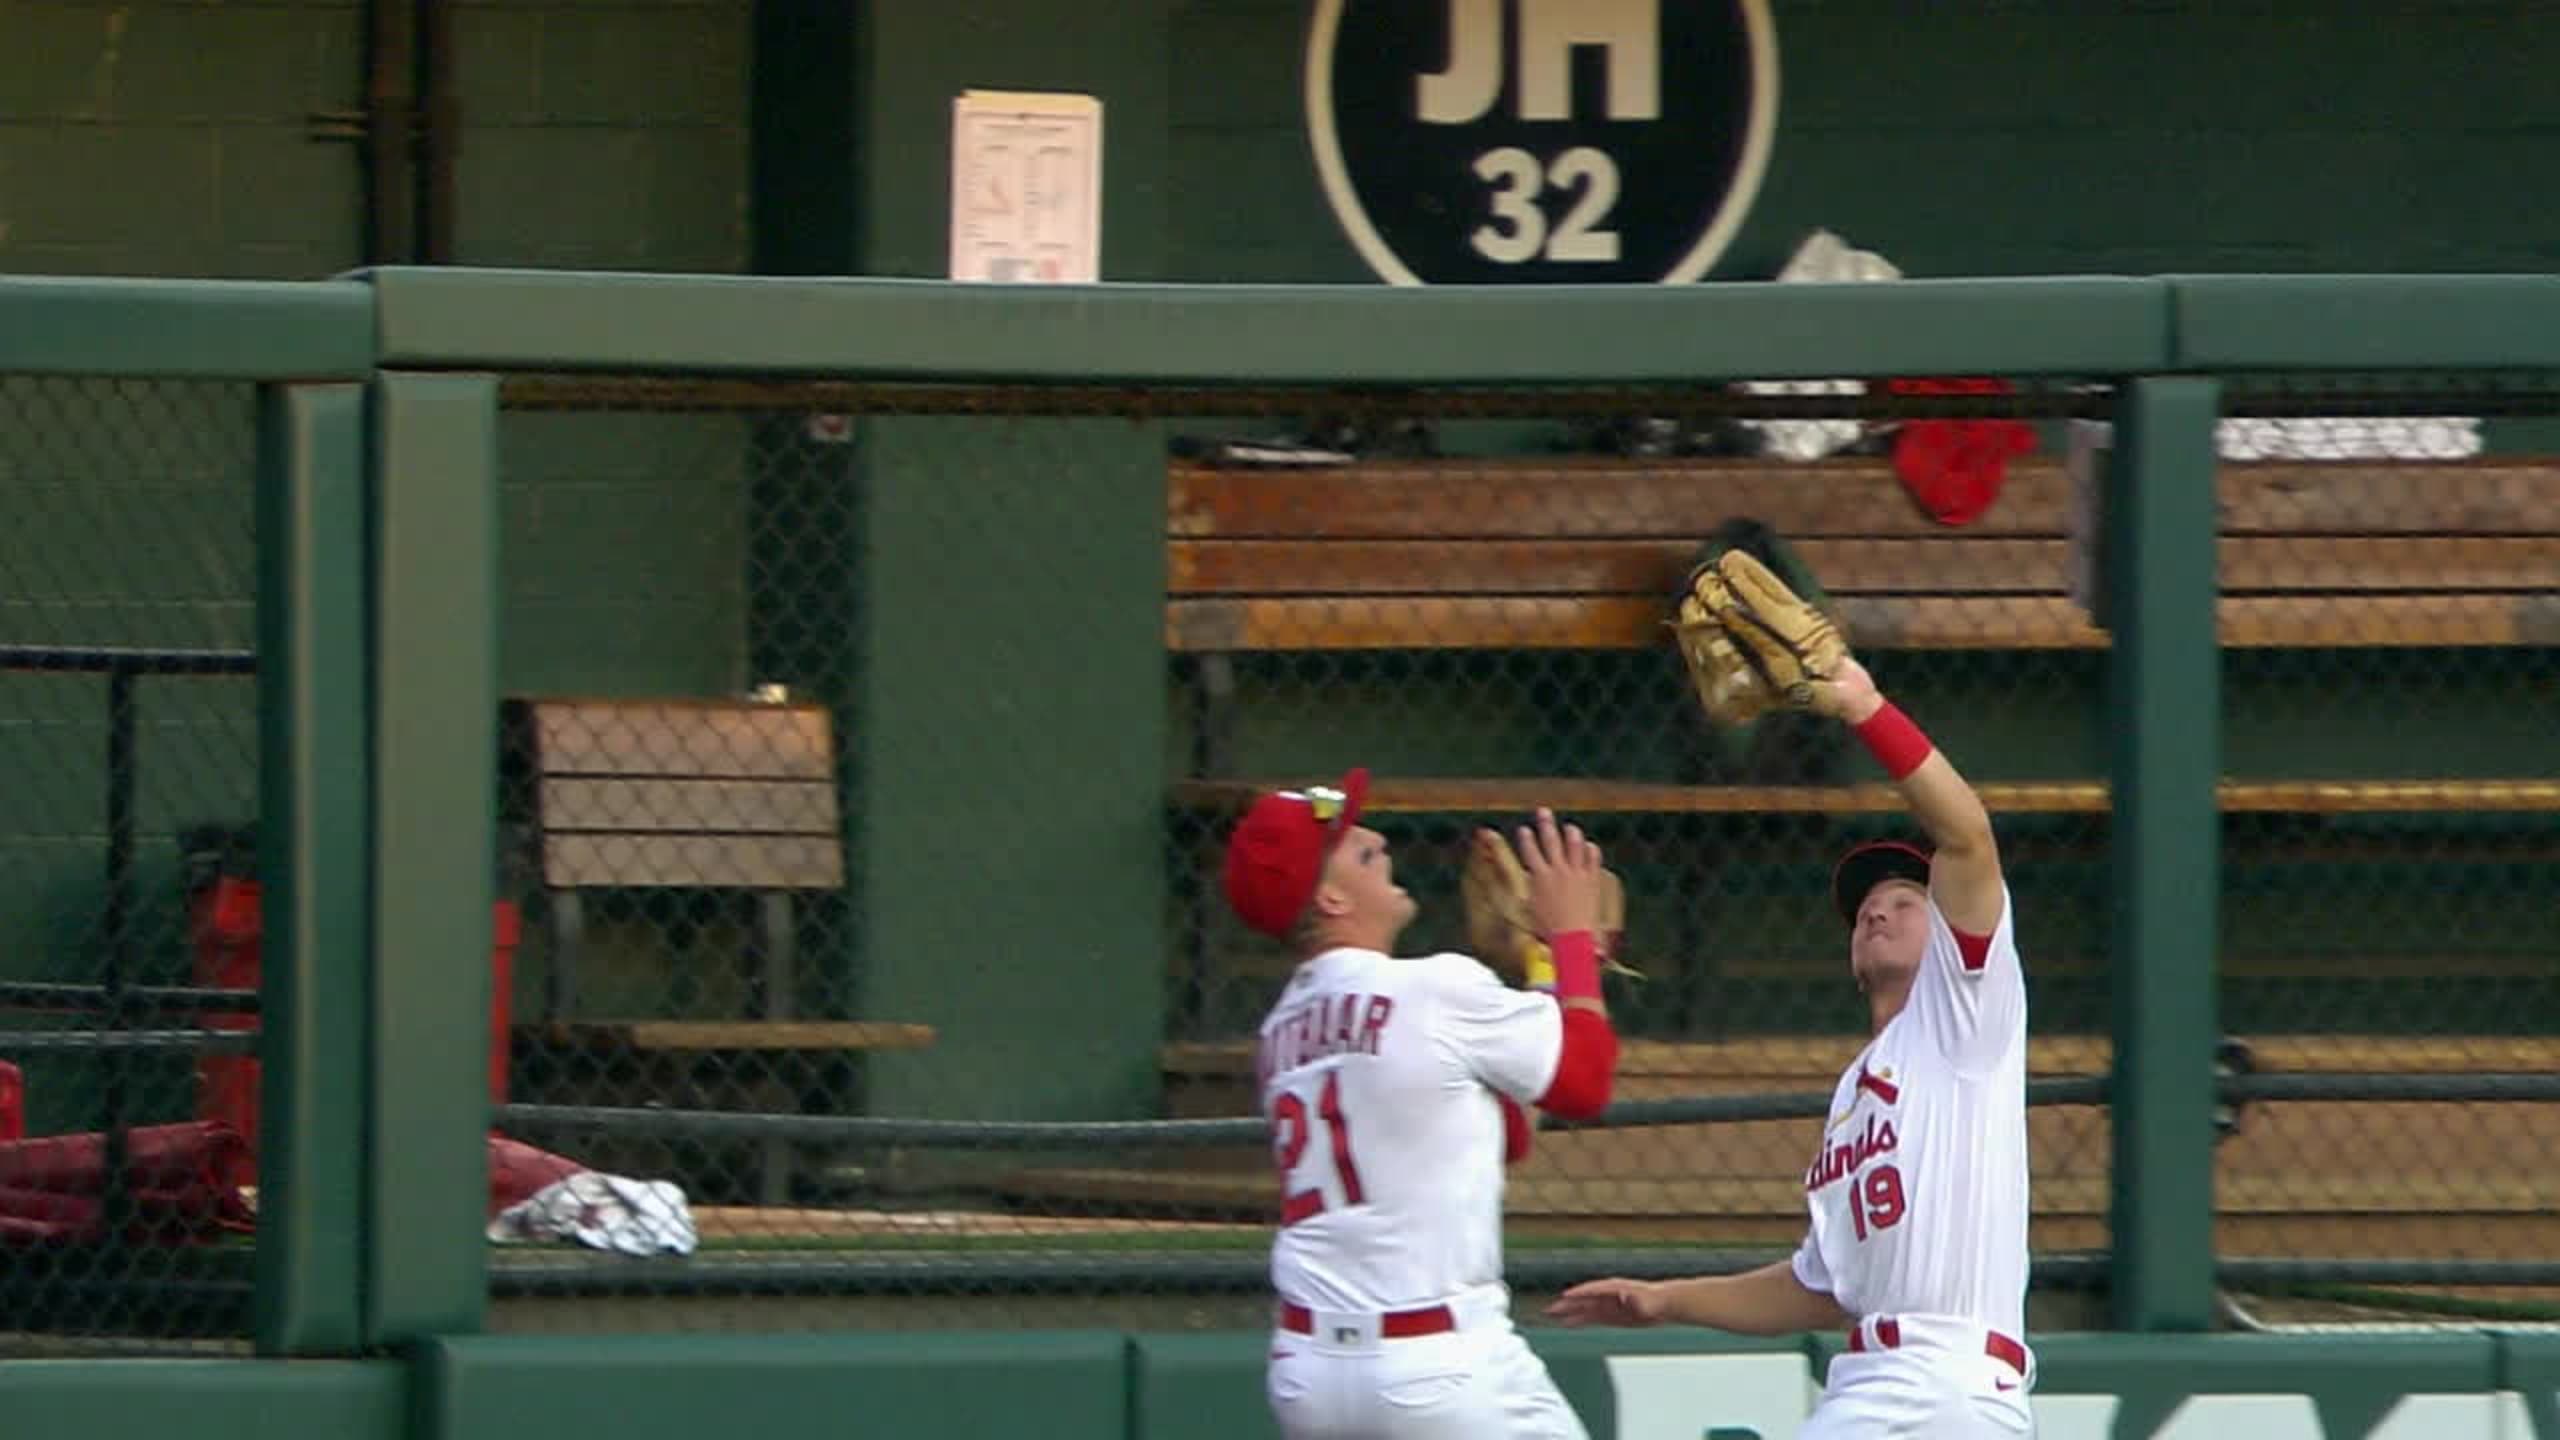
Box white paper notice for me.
[949,90,1102,283]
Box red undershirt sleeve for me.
[1953,926,1993,974]
[1535,1007,1618,1120]
[1498,1093,1534,1165]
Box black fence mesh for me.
[0,376,262,1352]
[3,328,2550,1346]
[2200,376,2560,1327]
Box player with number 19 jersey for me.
[1793,885,2029,1345]
[1260,948,1561,1312]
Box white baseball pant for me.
[1800,1314,2036,1438]
[1266,1287,1587,1440]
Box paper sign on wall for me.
[949,90,1101,283]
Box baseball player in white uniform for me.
[1547,658,2034,1438]
[1224,768,1624,1440]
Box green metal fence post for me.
[252,382,373,1355]
[2106,375,2225,1331]
[368,372,501,1344]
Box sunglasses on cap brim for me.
[1279,786,1348,823]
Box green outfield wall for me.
[0,1330,2517,1440]
[0,269,2553,1425]
[6,1330,2560,1440]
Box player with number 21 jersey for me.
[1226,771,1620,1440]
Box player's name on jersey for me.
[1802,1114,1898,1193]
[1257,992,1396,1085]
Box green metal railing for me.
[1,270,2554,1352]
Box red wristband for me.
[1549,930,1600,1002]
[1855,700,1934,780]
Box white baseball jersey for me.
[1258,946,1563,1310]
[1791,885,2029,1339]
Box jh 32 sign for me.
[1307,0,1779,285]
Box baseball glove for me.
[1462,828,1640,988]
[1672,526,1851,731]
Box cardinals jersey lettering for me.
[1792,886,2028,1337]
[1259,948,1563,1310]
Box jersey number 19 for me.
[1849,1164,1907,1240]
[1271,1072,1366,1225]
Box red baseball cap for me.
[1222,767,1370,939]
[1831,839,1933,925]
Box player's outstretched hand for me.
[1546,1277,1668,1328]
[1515,807,1602,939]
[1804,655,1884,724]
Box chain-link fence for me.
[462,367,2559,1336]
[0,377,264,1353]
[2,285,2549,1352]
[2200,377,2560,1329]
[481,377,2135,1331]
[486,383,1253,1330]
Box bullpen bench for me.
[1166,451,2558,829]
[1166,454,2560,661]
[996,1034,2560,1265]
[502,696,934,1203]
[1159,449,2559,1042]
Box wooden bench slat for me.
[1170,777,2560,815]
[1497,1176,2560,1218]
[1194,944,2560,986]
[2217,536,2560,591]
[1168,593,2553,651]
[1169,1036,2119,1080]
[2217,461,2560,535]
[523,1020,936,1052]
[2214,779,2560,810]
[1164,1035,2560,1080]
[2243,1036,2560,1072]
[988,1167,2555,1221]
[1172,594,2106,650]
[1174,777,2102,813]
[1170,594,1685,651]
[528,699,834,779]
[1170,536,2560,598]
[2215,593,2556,646]
[541,832,845,889]
[540,777,839,834]
[1173,458,2072,539]
[1173,539,2061,597]
[1726,950,2560,980]
[1172,458,2560,541]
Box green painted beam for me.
[252,382,371,1356]
[2104,377,2224,1333]
[1133,1329,1809,1440]
[0,278,374,379]
[0,1360,404,1436]
[2039,1332,2498,1440]
[854,417,1168,1122]
[368,372,500,1344]
[419,1332,1127,1440]
[2501,1330,2560,1440]
[364,267,2170,381]
[2173,274,2560,370]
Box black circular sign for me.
[1308,1,1778,285]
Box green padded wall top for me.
[422,1331,1128,1440]
[2173,275,2560,371]
[363,267,2171,382]
[0,278,374,379]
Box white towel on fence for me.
[1738,230,1903,462]
[486,1171,698,1257]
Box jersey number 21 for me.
[1271,1072,1366,1225]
